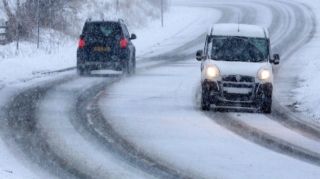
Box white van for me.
[196,24,280,113]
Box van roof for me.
[208,24,268,38]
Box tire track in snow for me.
[201,0,320,166]
[2,4,242,179]
[4,1,317,178]
[69,3,261,179]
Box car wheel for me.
[77,67,85,76]
[122,60,130,76]
[201,88,211,111]
[131,55,136,75]
[261,95,272,114]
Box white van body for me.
[197,24,280,113]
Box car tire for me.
[122,60,130,76]
[131,54,136,75]
[77,67,85,76]
[261,95,272,114]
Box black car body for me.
[77,19,136,75]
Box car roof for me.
[208,24,268,38]
[86,20,118,24]
[85,18,124,24]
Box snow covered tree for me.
[1,0,76,42]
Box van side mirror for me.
[272,54,280,65]
[196,50,204,61]
[130,34,137,40]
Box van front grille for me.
[220,75,256,102]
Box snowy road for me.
[2,0,320,179]
[100,1,320,178]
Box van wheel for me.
[201,89,210,111]
[261,95,272,114]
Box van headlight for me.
[258,68,271,80]
[206,65,220,78]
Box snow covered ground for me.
[97,1,320,178]
[288,1,320,122]
[0,5,216,89]
[1,0,320,178]
[99,59,320,179]
[0,4,217,179]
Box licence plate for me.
[94,46,110,52]
[223,87,252,94]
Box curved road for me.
[1,0,320,179]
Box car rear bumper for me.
[77,61,125,71]
[77,49,128,71]
[77,48,129,60]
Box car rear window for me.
[82,22,122,37]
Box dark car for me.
[77,19,137,76]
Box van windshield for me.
[209,36,269,62]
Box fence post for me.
[116,0,119,14]
[16,0,20,51]
[37,0,40,49]
[5,21,8,44]
[161,0,163,27]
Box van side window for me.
[204,36,209,57]
[207,39,213,60]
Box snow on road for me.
[288,0,320,123]
[0,6,216,179]
[37,77,155,179]
[97,0,320,178]
[1,0,320,178]
[0,75,70,179]
[99,59,320,179]
[233,113,320,152]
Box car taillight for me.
[120,38,127,48]
[79,39,85,48]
